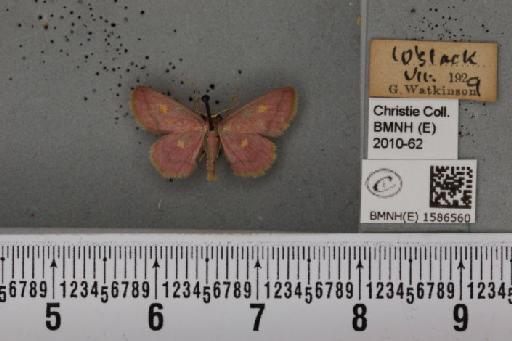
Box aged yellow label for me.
[369,40,498,102]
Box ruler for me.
[1,233,512,340]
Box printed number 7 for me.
[250,303,265,331]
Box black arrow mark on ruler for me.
[255,260,261,301]
[153,258,160,300]
[356,259,363,301]
[51,259,57,300]
[457,259,465,301]
[0,257,4,284]
[103,257,107,284]
[409,257,413,286]
[509,257,512,286]
[307,258,311,285]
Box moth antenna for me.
[201,95,214,130]
[214,90,241,118]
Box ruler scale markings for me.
[276,247,280,280]
[1,236,512,340]
[490,246,494,281]
[500,246,503,281]
[419,247,423,281]
[62,247,66,279]
[509,246,512,280]
[297,246,300,281]
[123,246,127,279]
[153,252,159,300]
[92,246,97,280]
[287,246,291,280]
[266,246,269,280]
[388,247,392,281]
[398,247,402,281]
[368,247,372,282]
[236,246,239,280]
[42,246,45,279]
[31,245,35,279]
[458,255,464,301]
[378,246,382,281]
[327,246,331,280]
[357,256,362,301]
[337,246,341,281]
[307,252,311,285]
[72,246,76,280]
[480,246,483,281]
[205,252,210,284]
[470,246,473,280]
[215,246,219,280]
[429,246,432,281]
[175,246,179,280]
[246,246,249,281]
[196,246,199,280]
[134,246,137,280]
[225,246,229,280]
[144,246,148,280]
[11,246,15,279]
[113,246,117,280]
[348,246,352,281]
[1,247,4,284]
[21,245,25,280]
[317,247,321,280]
[449,246,452,281]
[439,246,443,281]
[408,253,412,286]
[164,246,168,280]
[255,258,261,301]
[185,246,189,280]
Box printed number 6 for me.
[149,303,164,331]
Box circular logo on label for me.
[365,168,403,198]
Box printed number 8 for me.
[352,304,367,331]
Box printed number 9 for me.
[453,304,468,331]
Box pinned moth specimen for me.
[130,86,297,181]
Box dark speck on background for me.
[6,0,222,131]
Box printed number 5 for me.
[46,302,61,331]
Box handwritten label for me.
[368,98,459,159]
[369,40,498,102]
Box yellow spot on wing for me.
[240,138,249,148]
[177,140,185,149]
[159,104,169,113]
[257,105,268,113]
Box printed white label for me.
[360,159,476,224]
[368,98,459,159]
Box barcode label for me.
[360,160,477,224]
[430,166,475,209]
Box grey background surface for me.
[0,1,361,231]
[361,0,512,232]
